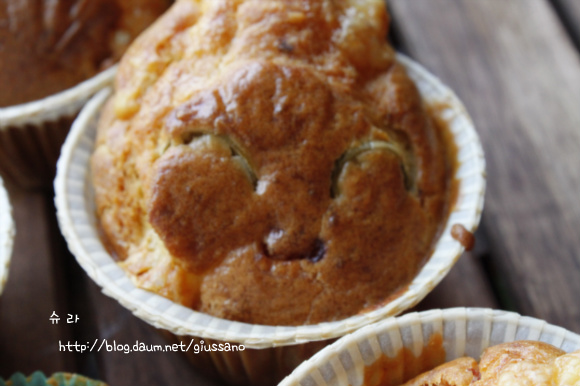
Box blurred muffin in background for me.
[0,0,171,189]
[0,0,172,107]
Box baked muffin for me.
[402,341,580,386]
[92,0,455,325]
[0,0,172,107]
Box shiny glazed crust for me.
[0,0,171,106]
[92,0,452,325]
[402,341,580,386]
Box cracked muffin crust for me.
[0,0,171,106]
[92,0,455,325]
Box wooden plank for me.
[0,185,76,376]
[388,0,580,332]
[86,281,219,386]
[415,251,499,312]
[389,5,499,315]
[552,0,580,48]
[413,226,499,311]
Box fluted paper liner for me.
[279,308,580,386]
[0,176,15,295]
[0,66,116,189]
[54,55,485,383]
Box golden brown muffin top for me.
[92,0,453,325]
[403,357,480,386]
[401,341,580,386]
[0,0,171,107]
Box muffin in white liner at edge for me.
[54,55,486,386]
[278,308,580,386]
[0,175,15,295]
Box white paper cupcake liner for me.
[0,66,116,189]
[278,308,580,386]
[54,55,485,348]
[0,176,15,295]
[0,66,117,128]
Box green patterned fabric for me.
[0,372,107,386]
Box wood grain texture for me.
[0,185,76,376]
[414,251,499,312]
[388,0,580,332]
[86,281,219,386]
[412,227,499,311]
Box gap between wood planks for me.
[550,0,580,53]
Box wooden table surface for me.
[2,0,580,385]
